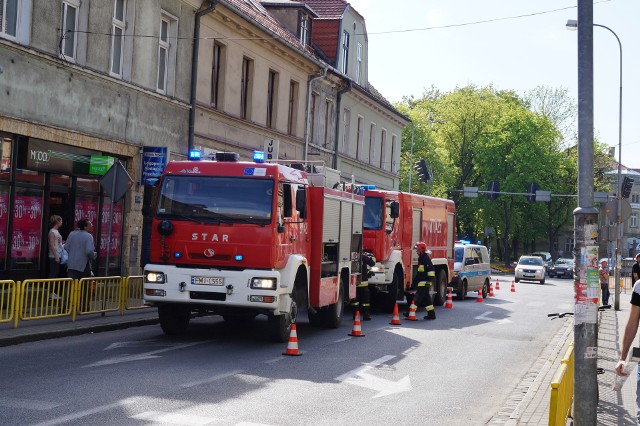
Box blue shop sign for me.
[142,146,168,186]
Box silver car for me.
[515,256,546,284]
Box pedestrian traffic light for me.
[414,159,431,183]
[621,176,634,199]
[487,181,499,200]
[527,182,539,202]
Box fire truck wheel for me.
[158,304,191,336]
[433,270,447,306]
[456,280,467,301]
[321,282,344,328]
[268,288,298,342]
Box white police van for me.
[451,241,491,300]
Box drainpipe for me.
[188,1,218,155]
[332,80,352,168]
[304,67,328,161]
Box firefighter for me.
[405,241,436,320]
[353,250,376,320]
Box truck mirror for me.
[390,201,399,218]
[296,188,307,219]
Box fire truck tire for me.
[158,304,191,336]
[433,270,447,306]
[456,280,467,301]
[268,287,298,342]
[322,282,344,328]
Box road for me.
[0,275,574,426]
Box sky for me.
[348,0,640,168]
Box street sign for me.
[100,160,133,203]
[463,187,478,198]
[604,199,632,223]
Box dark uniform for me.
[632,255,640,283]
[409,243,436,320]
[353,251,376,320]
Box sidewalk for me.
[1,296,638,424]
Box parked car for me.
[549,258,574,279]
[515,255,546,284]
[451,242,491,300]
[531,251,553,273]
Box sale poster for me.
[11,195,42,260]
[100,202,123,257]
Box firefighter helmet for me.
[414,242,427,254]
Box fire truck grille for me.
[190,291,226,301]
[190,254,232,261]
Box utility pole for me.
[573,1,598,423]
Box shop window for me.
[98,197,124,274]
[0,184,8,269]
[11,187,43,270]
[77,177,100,192]
[15,169,44,185]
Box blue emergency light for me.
[235,255,243,261]
[362,185,377,190]
[188,149,202,160]
[174,252,183,258]
[253,151,265,163]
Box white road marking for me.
[84,342,205,367]
[30,398,138,426]
[104,339,179,350]
[335,355,412,398]
[180,370,243,388]
[131,411,216,425]
[474,311,512,324]
[0,397,62,410]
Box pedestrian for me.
[64,218,97,280]
[632,253,640,284]
[600,259,611,306]
[352,250,376,320]
[47,215,64,279]
[614,279,640,425]
[404,241,436,320]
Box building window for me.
[631,213,639,228]
[342,108,351,153]
[356,43,362,84]
[341,30,349,74]
[368,123,376,164]
[157,12,178,95]
[632,193,639,204]
[266,70,278,129]
[288,80,299,135]
[309,92,318,144]
[564,238,574,254]
[380,129,387,169]
[356,116,364,159]
[241,57,254,120]
[324,99,334,149]
[61,0,79,61]
[391,134,398,173]
[211,42,225,108]
[110,0,126,77]
[1,0,18,39]
[299,14,309,46]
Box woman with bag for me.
[48,215,65,278]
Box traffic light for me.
[487,181,499,200]
[527,182,539,202]
[415,159,431,183]
[621,176,634,199]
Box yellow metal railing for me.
[549,342,574,426]
[0,275,150,328]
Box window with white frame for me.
[240,57,254,120]
[266,70,278,129]
[391,134,398,173]
[299,14,309,46]
[342,108,351,153]
[356,116,364,159]
[632,193,639,204]
[1,0,19,39]
[368,123,376,164]
[61,0,79,61]
[341,30,349,74]
[356,43,362,84]
[110,0,126,77]
[287,80,299,135]
[631,212,639,228]
[323,99,334,149]
[309,92,318,144]
[380,129,387,169]
[564,238,574,254]
[157,12,178,95]
[211,42,225,108]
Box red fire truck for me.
[143,152,365,342]
[362,189,456,311]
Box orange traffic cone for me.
[390,303,402,325]
[476,289,484,302]
[489,283,495,297]
[349,311,365,337]
[495,279,500,290]
[405,303,418,321]
[282,323,302,356]
[511,280,516,292]
[445,288,454,309]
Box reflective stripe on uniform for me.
[426,305,434,311]
[418,265,425,272]
[357,282,369,288]
[427,271,435,277]
[417,281,427,287]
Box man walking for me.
[599,259,611,306]
[64,219,97,280]
[405,242,436,320]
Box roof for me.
[260,0,319,17]
[303,0,348,19]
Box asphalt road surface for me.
[0,274,574,426]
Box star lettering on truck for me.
[191,233,229,242]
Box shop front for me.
[0,133,125,281]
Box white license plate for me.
[524,273,535,278]
[191,276,224,285]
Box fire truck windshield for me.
[363,196,383,230]
[157,176,274,224]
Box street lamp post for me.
[567,19,624,310]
